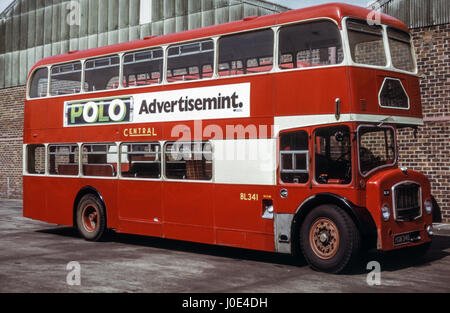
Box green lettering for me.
[70,105,83,124]
[98,104,109,122]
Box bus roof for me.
[29,3,408,75]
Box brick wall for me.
[0,85,25,199]
[397,24,450,222]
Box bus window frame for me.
[28,66,51,99]
[24,143,47,176]
[341,16,418,76]
[84,54,122,92]
[26,17,350,100]
[312,124,354,187]
[166,39,215,83]
[80,142,119,179]
[218,28,275,77]
[356,124,397,178]
[386,26,417,73]
[277,20,345,70]
[278,128,311,186]
[25,17,419,100]
[163,141,213,183]
[50,61,83,96]
[118,141,163,181]
[378,77,410,110]
[47,143,81,177]
[122,48,164,88]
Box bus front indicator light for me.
[381,204,390,221]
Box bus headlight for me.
[381,204,391,221]
[424,199,432,215]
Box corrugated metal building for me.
[369,0,450,28]
[0,0,288,89]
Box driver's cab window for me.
[280,130,309,184]
[315,125,352,184]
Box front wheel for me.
[300,204,361,273]
[75,194,107,241]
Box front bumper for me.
[377,217,432,251]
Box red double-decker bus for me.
[23,3,433,273]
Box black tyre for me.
[299,204,361,273]
[75,194,107,241]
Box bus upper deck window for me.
[29,68,48,98]
[84,55,120,91]
[123,48,163,87]
[347,19,386,66]
[219,29,273,76]
[167,40,214,83]
[388,28,415,72]
[50,61,82,96]
[279,21,343,69]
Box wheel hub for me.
[309,218,340,260]
[82,205,99,233]
[319,232,329,243]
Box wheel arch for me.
[291,193,377,255]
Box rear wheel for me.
[76,194,106,241]
[300,204,361,273]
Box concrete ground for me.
[1,199,449,293]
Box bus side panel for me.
[23,176,47,222]
[273,67,351,116]
[24,99,47,130]
[162,181,215,244]
[45,177,81,226]
[347,67,423,118]
[213,184,275,252]
[78,178,119,230]
[117,180,163,237]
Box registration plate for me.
[393,231,421,246]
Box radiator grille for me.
[393,182,422,221]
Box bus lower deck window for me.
[48,144,79,176]
[164,142,212,180]
[26,144,46,174]
[120,143,161,179]
[82,143,117,177]
[280,130,309,184]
